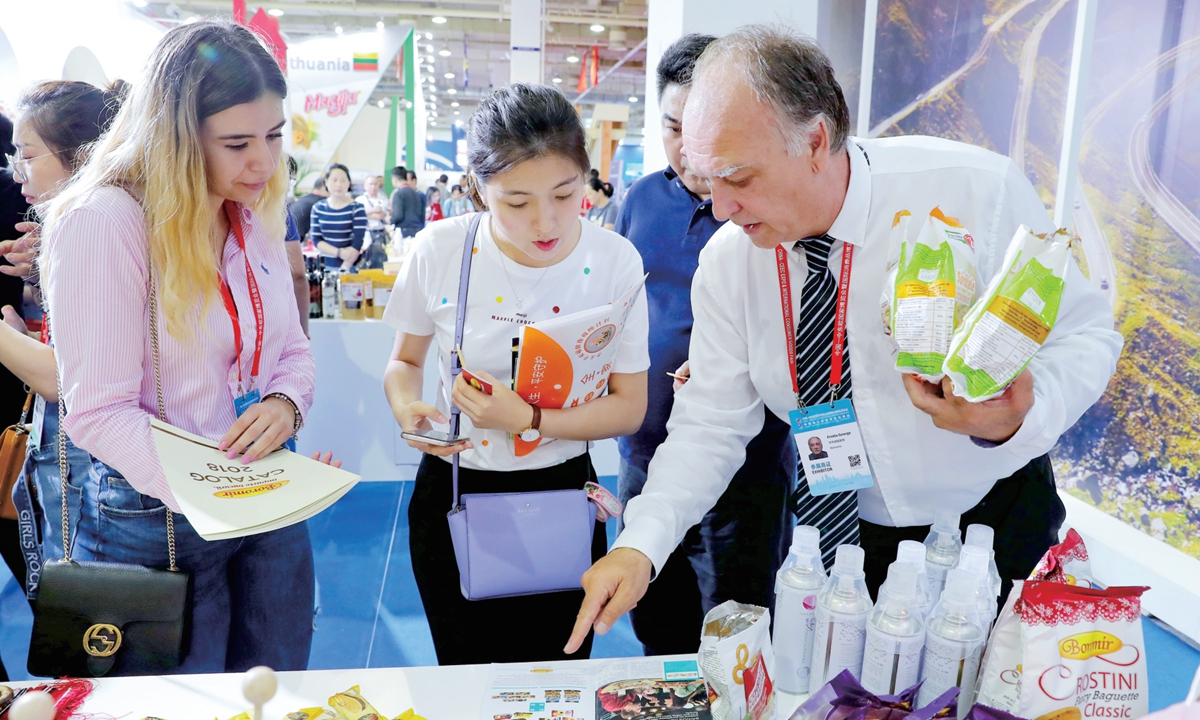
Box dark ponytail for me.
[16,79,129,172]
[466,83,590,210]
[589,177,614,198]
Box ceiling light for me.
[131,0,148,6]
[590,24,605,32]
[447,88,457,95]
[406,100,413,108]
[444,72,455,79]
[567,54,579,63]
[425,55,435,63]
[184,16,199,23]
[378,99,386,107]
[267,7,284,16]
[424,64,435,72]
[425,32,433,40]
[454,111,460,115]
[451,101,460,107]
[439,45,452,57]
[552,77,562,84]
[335,25,343,34]
[432,16,447,24]
[629,96,638,102]
[376,20,385,29]
[425,44,435,52]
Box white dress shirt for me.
[612,135,1123,575]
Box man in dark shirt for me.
[392,169,426,238]
[613,35,797,655]
[290,176,327,241]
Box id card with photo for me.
[789,399,875,496]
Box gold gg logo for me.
[83,623,122,657]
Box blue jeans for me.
[27,402,92,563]
[72,461,315,673]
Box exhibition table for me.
[9,658,809,719]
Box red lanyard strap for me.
[775,240,854,408]
[219,200,265,393]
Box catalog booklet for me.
[151,419,360,541]
[512,275,647,456]
[486,658,710,720]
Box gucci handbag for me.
[0,392,32,520]
[27,278,191,678]
[445,214,597,600]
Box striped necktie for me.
[790,234,861,570]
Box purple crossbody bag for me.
[445,214,596,600]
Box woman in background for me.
[310,163,366,272]
[426,185,444,222]
[585,178,619,230]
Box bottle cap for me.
[896,539,927,568]
[833,544,865,576]
[933,508,961,535]
[791,525,821,562]
[943,568,977,606]
[965,524,994,551]
[958,545,990,576]
[884,561,918,602]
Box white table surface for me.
[9,658,807,719]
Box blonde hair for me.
[43,19,288,340]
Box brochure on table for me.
[512,275,647,457]
[152,419,361,541]
[486,657,710,720]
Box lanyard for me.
[775,240,854,408]
[218,200,265,394]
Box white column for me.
[642,0,821,173]
[1054,0,1097,230]
[510,0,544,84]
[856,0,878,138]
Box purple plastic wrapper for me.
[962,705,1028,720]
[788,671,960,720]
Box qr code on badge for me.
[848,454,862,468]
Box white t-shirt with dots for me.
[383,212,650,472]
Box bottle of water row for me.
[860,561,926,696]
[923,509,962,603]
[773,526,827,694]
[809,545,873,694]
[917,569,986,719]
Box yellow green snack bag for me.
[329,686,383,720]
[943,226,1072,401]
[890,207,978,381]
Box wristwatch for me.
[518,404,542,442]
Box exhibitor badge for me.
[789,399,875,496]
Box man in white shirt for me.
[564,24,1121,654]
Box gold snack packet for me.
[329,686,384,720]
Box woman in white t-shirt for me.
[382,83,649,665]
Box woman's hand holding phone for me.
[398,400,472,457]
[451,369,534,434]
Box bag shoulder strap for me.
[450,213,484,512]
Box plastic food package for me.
[943,227,1072,401]
[330,686,384,720]
[790,670,959,720]
[1018,582,1148,720]
[699,600,776,720]
[1029,529,1096,589]
[881,209,912,344]
[887,207,978,382]
[977,530,1098,712]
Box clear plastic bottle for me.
[964,524,1002,603]
[809,545,873,693]
[321,267,340,319]
[923,509,962,604]
[860,562,926,695]
[774,526,828,694]
[955,544,999,633]
[895,540,936,618]
[917,569,987,718]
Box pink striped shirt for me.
[43,186,315,512]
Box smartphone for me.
[401,430,467,447]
